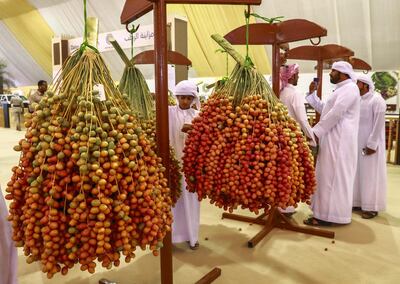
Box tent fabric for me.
[167,4,271,76]
[254,0,400,72]
[0,21,50,86]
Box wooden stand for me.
[221,19,334,247]
[222,207,335,248]
[223,19,327,96]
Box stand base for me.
[195,267,222,284]
[222,207,335,248]
[98,268,221,284]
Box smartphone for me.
[313,77,319,83]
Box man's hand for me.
[309,81,318,93]
[363,147,376,155]
[181,124,193,133]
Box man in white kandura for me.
[304,61,360,226]
[280,64,314,140]
[353,74,387,219]
[279,64,315,216]
[169,80,201,250]
[1,186,18,284]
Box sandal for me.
[303,217,332,227]
[189,242,200,250]
[362,211,378,219]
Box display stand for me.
[119,1,262,283]
[217,18,334,247]
[132,50,192,66]
[223,19,327,95]
[222,207,334,248]
[348,57,372,71]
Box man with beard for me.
[353,74,387,219]
[303,61,360,226]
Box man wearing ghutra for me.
[168,80,201,250]
[304,61,360,226]
[353,74,387,219]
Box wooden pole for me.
[395,117,400,164]
[315,59,323,122]
[387,120,393,163]
[272,43,280,96]
[154,0,173,283]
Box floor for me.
[1,128,399,284]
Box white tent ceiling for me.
[254,0,400,73]
[0,0,399,87]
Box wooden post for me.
[387,120,393,163]
[395,117,400,164]
[154,0,173,283]
[315,59,323,122]
[272,43,280,96]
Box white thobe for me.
[306,79,360,224]
[0,188,18,284]
[168,106,200,247]
[280,84,314,140]
[353,92,387,211]
[280,84,315,213]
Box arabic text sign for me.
[69,24,154,54]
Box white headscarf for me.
[332,61,356,82]
[173,80,201,110]
[357,74,375,92]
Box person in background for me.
[279,64,315,216]
[303,61,360,226]
[29,80,47,113]
[169,80,201,250]
[0,186,18,284]
[353,74,387,219]
[10,94,23,131]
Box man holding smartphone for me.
[304,61,360,226]
[353,74,387,219]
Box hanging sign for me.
[68,24,154,54]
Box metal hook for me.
[125,23,131,33]
[245,4,251,18]
[310,37,321,45]
[363,70,369,74]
